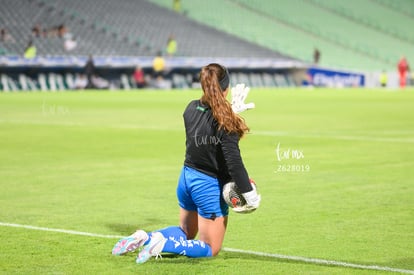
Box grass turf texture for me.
[0,88,413,274]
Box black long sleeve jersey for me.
[183,100,252,194]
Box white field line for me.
[222,248,414,275]
[0,119,180,131]
[1,222,413,274]
[1,119,414,143]
[0,222,123,239]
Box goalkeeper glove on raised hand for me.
[231,83,255,114]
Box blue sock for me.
[145,226,212,258]
[143,226,186,245]
[156,226,187,240]
[163,236,212,257]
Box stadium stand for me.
[373,0,414,18]
[0,0,291,59]
[148,0,414,71]
[0,0,304,91]
[306,0,414,45]
[1,0,413,90]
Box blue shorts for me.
[177,166,229,219]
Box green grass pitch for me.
[0,88,413,274]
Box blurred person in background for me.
[379,70,387,88]
[31,24,42,38]
[313,48,320,64]
[152,51,165,78]
[85,55,96,89]
[1,28,14,42]
[133,65,146,88]
[24,40,36,59]
[84,56,109,89]
[64,34,77,52]
[151,51,168,88]
[397,56,410,89]
[57,24,68,38]
[173,0,181,13]
[166,35,177,57]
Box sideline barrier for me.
[0,56,306,69]
[0,56,307,91]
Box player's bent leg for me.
[153,209,213,258]
[179,208,198,239]
[161,235,213,257]
[134,209,212,259]
[197,214,228,256]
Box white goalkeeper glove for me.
[233,188,261,214]
[231,83,255,114]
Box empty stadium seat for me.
[149,0,414,71]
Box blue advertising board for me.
[307,67,365,87]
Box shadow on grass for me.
[153,253,207,264]
[106,218,165,235]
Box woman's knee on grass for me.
[198,215,228,257]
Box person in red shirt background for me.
[398,56,410,88]
[133,65,146,88]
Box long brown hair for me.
[200,63,249,138]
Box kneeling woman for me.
[112,63,260,263]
